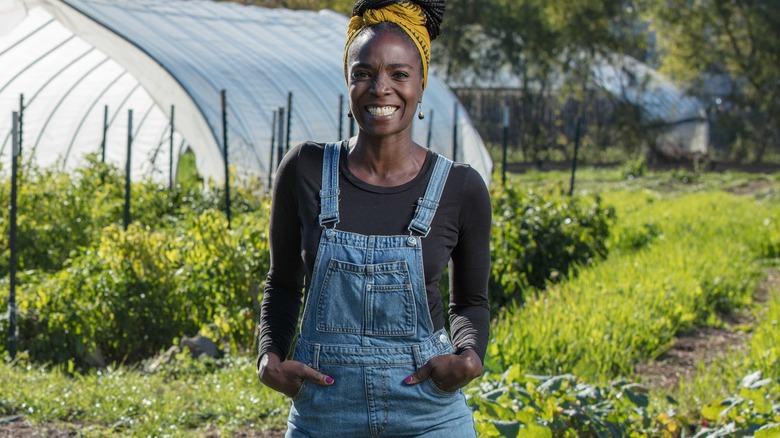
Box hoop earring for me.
[347,111,353,119]
[417,103,424,120]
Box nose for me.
[370,75,390,95]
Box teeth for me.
[367,106,397,116]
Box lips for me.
[365,105,398,116]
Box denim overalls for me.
[286,143,476,437]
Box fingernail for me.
[404,376,413,384]
[325,376,334,384]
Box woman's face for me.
[346,28,424,140]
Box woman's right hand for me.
[257,352,335,398]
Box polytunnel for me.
[0,0,492,185]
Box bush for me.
[0,155,228,278]
[5,207,270,367]
[0,156,271,366]
[488,179,614,310]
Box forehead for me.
[347,27,421,67]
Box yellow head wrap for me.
[344,2,431,89]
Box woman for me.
[257,1,491,436]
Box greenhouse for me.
[0,0,492,185]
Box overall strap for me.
[408,154,453,237]
[318,142,341,228]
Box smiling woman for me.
[256,1,492,437]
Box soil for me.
[0,417,76,437]
[633,268,778,390]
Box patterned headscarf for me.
[344,0,445,90]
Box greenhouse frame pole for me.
[286,92,292,153]
[222,90,231,229]
[276,107,285,166]
[18,95,24,158]
[268,111,276,191]
[101,105,108,163]
[169,105,175,190]
[124,109,132,230]
[8,112,20,360]
[569,117,582,197]
[502,103,510,186]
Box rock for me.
[180,335,221,359]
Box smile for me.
[366,106,398,116]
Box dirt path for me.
[634,269,778,390]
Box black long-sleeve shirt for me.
[258,141,491,363]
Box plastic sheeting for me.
[0,0,492,184]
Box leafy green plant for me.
[488,180,614,310]
[621,158,647,180]
[696,371,780,437]
[469,367,668,437]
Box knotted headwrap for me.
[344,0,445,90]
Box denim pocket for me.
[317,259,415,336]
[425,377,460,397]
[291,379,309,400]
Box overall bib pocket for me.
[316,259,416,336]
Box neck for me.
[347,133,426,187]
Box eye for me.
[392,70,410,80]
[351,70,370,80]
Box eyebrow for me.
[351,62,415,70]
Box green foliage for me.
[0,157,270,366]
[645,0,780,161]
[469,368,780,437]
[5,208,269,366]
[621,158,647,180]
[0,356,287,436]
[487,190,772,379]
[696,371,780,437]
[469,368,664,437]
[1,167,778,436]
[750,297,780,379]
[0,154,227,278]
[488,178,614,309]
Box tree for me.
[433,0,646,161]
[643,0,780,162]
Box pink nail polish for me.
[325,376,334,384]
[404,376,413,384]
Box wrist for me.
[257,352,281,378]
[457,349,484,378]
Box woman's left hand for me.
[403,349,483,393]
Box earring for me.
[347,111,353,118]
[417,103,424,120]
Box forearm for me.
[449,303,490,363]
[258,278,303,360]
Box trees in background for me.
[641,0,780,162]
[434,0,648,162]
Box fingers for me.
[299,364,335,386]
[257,355,334,397]
[404,360,434,385]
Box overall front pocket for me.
[316,259,416,336]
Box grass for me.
[486,189,772,377]
[0,355,287,436]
